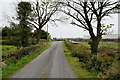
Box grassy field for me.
[78,41,119,49]
[2,44,51,78]
[63,42,95,78]
[99,42,119,49]
[2,45,19,57]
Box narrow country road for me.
[11,41,76,78]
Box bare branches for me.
[30,0,60,30]
[61,0,117,38]
[27,20,39,29]
[62,9,88,30]
[71,21,88,30]
[66,1,86,20]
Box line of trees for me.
[1,26,49,45]
[2,0,119,54]
[2,0,59,47]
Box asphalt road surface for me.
[11,41,76,78]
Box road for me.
[11,41,76,78]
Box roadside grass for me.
[64,41,119,78]
[63,42,94,78]
[0,40,7,41]
[2,44,50,78]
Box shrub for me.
[2,40,12,45]
[2,42,47,62]
[65,41,91,62]
[65,41,80,55]
[106,60,120,78]
[83,55,102,72]
[65,41,120,78]
[77,50,91,62]
[29,38,37,45]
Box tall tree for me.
[17,2,32,47]
[61,0,118,54]
[29,0,60,43]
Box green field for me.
[99,42,119,49]
[1,45,18,57]
[78,41,119,49]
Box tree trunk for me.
[89,37,101,55]
[36,29,41,44]
[20,22,29,47]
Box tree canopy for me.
[17,1,32,47]
[60,0,118,54]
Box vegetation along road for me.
[11,41,75,78]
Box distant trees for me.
[2,1,54,46]
[1,25,49,46]
[61,0,118,54]
[32,30,49,39]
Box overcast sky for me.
[0,0,119,38]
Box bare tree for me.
[29,0,60,43]
[61,0,118,54]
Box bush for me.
[29,38,37,45]
[2,40,12,45]
[77,51,91,63]
[82,55,102,72]
[106,60,120,78]
[65,41,79,55]
[9,37,21,46]
[65,41,120,78]
[65,41,91,62]
[2,42,47,62]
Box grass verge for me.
[62,42,95,78]
[2,44,51,78]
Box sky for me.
[0,0,119,38]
